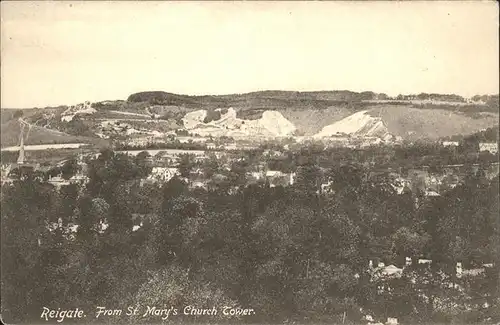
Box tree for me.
[133,266,237,323]
[392,227,430,265]
[295,164,322,195]
[201,153,220,179]
[203,109,222,123]
[13,110,24,119]
[60,158,78,180]
[178,154,196,178]
[377,93,389,100]
[1,178,56,322]
[64,116,92,136]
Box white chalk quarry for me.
[313,110,389,138]
[181,108,296,138]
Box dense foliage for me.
[446,126,499,143]
[113,134,499,171]
[125,91,499,114]
[1,148,499,324]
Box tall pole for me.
[17,121,25,165]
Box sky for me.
[1,1,499,108]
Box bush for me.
[203,109,221,123]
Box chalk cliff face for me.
[313,110,390,138]
[182,108,296,138]
[180,105,498,141]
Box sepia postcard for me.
[1,1,499,324]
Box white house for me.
[382,265,403,277]
[265,170,295,187]
[69,174,90,185]
[442,141,459,147]
[479,142,498,154]
[147,167,180,183]
[48,176,70,187]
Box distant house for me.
[368,261,403,279]
[147,167,180,183]
[263,149,283,158]
[479,142,498,154]
[442,141,459,147]
[246,171,264,185]
[425,175,442,192]
[424,189,441,197]
[48,176,70,188]
[382,265,403,277]
[266,170,284,178]
[69,174,90,185]
[206,143,218,149]
[155,154,178,166]
[418,258,432,264]
[320,180,334,194]
[265,170,295,187]
[190,181,208,190]
[392,177,411,194]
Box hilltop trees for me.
[13,110,24,119]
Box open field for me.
[366,105,499,140]
[2,120,93,146]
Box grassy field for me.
[367,105,499,140]
[0,119,109,148]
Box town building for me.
[265,170,296,187]
[442,141,459,147]
[479,142,498,154]
[144,167,180,184]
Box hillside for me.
[1,90,498,144]
[123,90,499,139]
[0,119,108,148]
[369,106,499,140]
